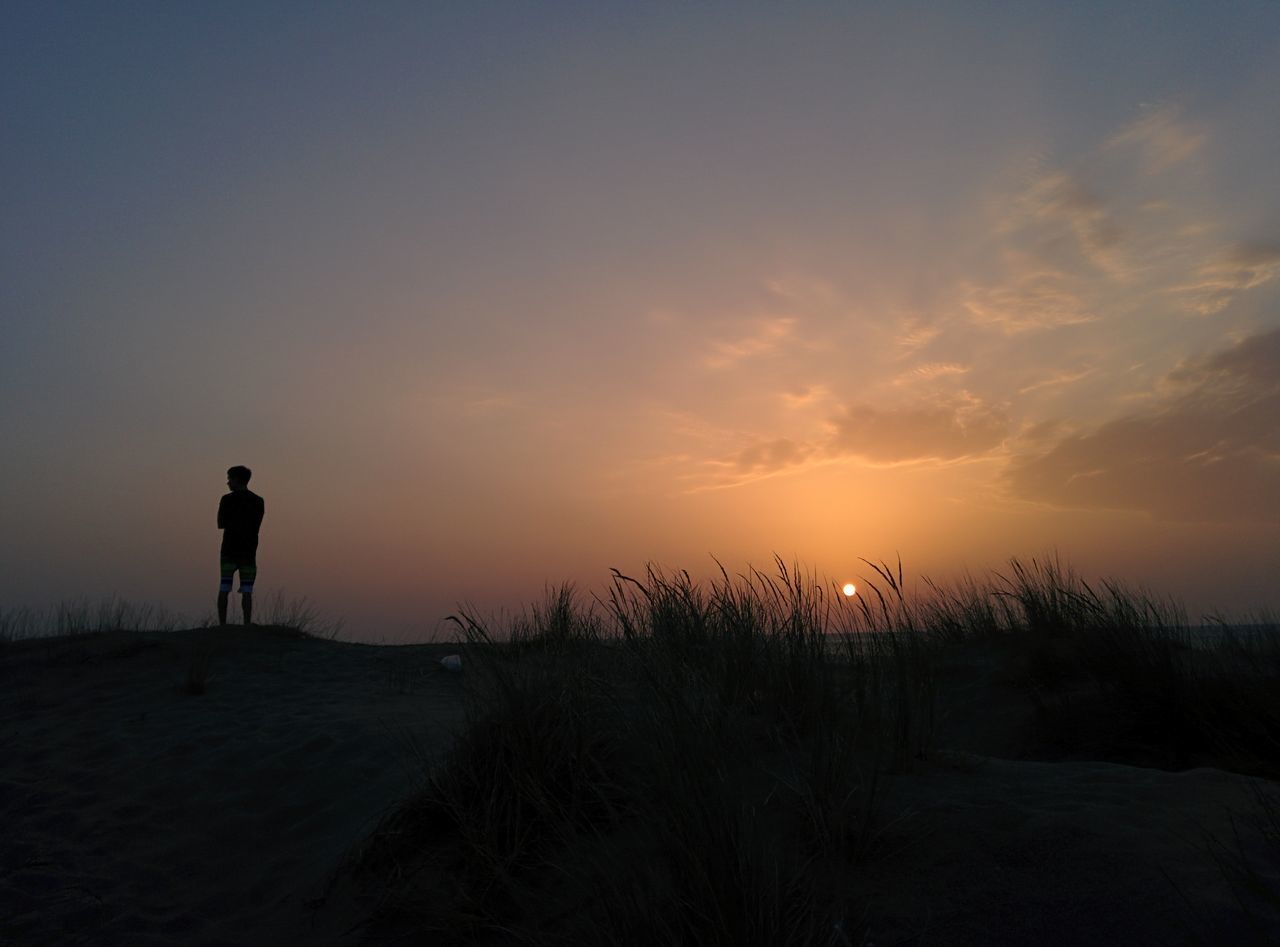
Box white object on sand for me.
[440,654,462,672]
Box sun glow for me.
[842,583,857,597]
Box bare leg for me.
[242,592,253,626]
[217,591,229,626]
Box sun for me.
[841,582,857,597]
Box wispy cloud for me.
[780,384,833,408]
[966,105,1215,337]
[962,266,1096,334]
[894,318,942,356]
[666,107,1275,510]
[1172,242,1280,315]
[894,362,970,385]
[1018,367,1096,395]
[731,437,814,475]
[1104,105,1206,174]
[827,394,1008,465]
[689,390,1009,490]
[1006,327,1280,522]
[704,316,797,369]
[690,437,825,491]
[1013,171,1125,275]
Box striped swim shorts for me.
[219,556,257,594]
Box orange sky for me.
[2,4,1278,639]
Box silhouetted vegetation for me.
[342,556,1280,944]
[5,562,1276,941]
[0,596,182,644]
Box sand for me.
[863,757,1276,943]
[1,627,465,946]
[2,627,1277,945]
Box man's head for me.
[227,465,252,490]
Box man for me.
[217,465,265,626]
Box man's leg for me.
[218,559,235,625]
[239,560,257,626]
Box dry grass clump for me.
[837,554,1280,779]
[1,598,182,671]
[349,561,933,945]
[0,593,341,694]
[973,558,1280,778]
[0,596,182,645]
[261,592,345,640]
[178,594,339,693]
[328,555,1280,942]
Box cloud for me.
[962,265,1097,334]
[1172,242,1280,315]
[1006,326,1280,521]
[1015,171,1125,273]
[780,384,832,408]
[1104,106,1206,174]
[705,316,796,369]
[894,318,942,356]
[1018,366,1096,395]
[966,106,1214,334]
[698,393,1008,489]
[1019,418,1074,445]
[894,362,970,385]
[828,395,1008,464]
[731,437,814,475]
[1167,322,1280,392]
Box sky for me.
[3,1,1279,641]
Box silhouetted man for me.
[218,465,265,626]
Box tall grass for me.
[337,554,1280,942]
[0,591,341,644]
[350,561,937,944]
[978,558,1280,777]
[0,596,184,643]
[825,554,1280,778]
[260,591,345,640]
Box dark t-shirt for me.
[218,489,265,558]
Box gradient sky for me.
[4,2,1279,640]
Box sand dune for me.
[1,627,465,945]
[863,756,1274,943]
[2,627,1276,944]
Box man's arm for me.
[217,495,226,530]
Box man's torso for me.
[219,489,265,558]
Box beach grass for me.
[261,591,346,640]
[0,596,183,644]
[0,590,336,646]
[342,555,1280,944]
[0,593,339,700]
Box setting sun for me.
[842,583,857,597]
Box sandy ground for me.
[2,628,1277,945]
[863,756,1277,943]
[0,627,466,946]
